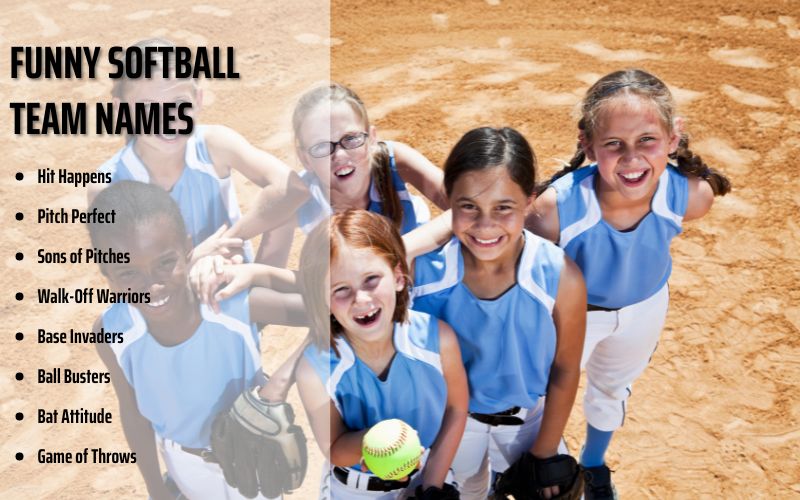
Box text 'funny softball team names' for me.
[10,45,238,135]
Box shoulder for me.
[436,320,459,356]
[529,187,560,243]
[412,238,460,295]
[684,173,715,221]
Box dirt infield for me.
[1,0,798,498]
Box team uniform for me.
[550,164,688,431]
[104,291,274,500]
[98,125,253,260]
[303,310,447,499]
[411,230,567,499]
[297,141,431,235]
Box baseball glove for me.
[492,452,583,500]
[210,388,307,498]
[412,482,461,499]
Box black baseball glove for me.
[210,389,307,498]
[412,482,460,499]
[492,452,583,500]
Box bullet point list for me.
[15,292,23,301]
[15,332,23,341]
[15,252,23,261]
[15,212,23,221]
[15,412,23,421]
[15,373,23,381]
[15,172,24,181]
[15,452,23,461]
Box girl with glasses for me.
[259,83,449,267]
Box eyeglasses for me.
[307,132,369,158]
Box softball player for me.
[89,181,305,500]
[295,210,468,499]
[411,127,587,500]
[529,68,730,499]
[90,38,308,264]
[259,83,448,266]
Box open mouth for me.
[333,166,355,179]
[155,132,179,142]
[470,235,504,248]
[353,307,381,327]
[147,295,171,308]
[617,169,649,187]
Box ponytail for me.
[671,135,730,196]
[371,141,404,230]
[535,119,588,195]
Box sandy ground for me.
[2,0,799,498]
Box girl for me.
[295,210,468,499]
[411,127,587,499]
[88,181,305,500]
[528,68,731,499]
[259,82,448,267]
[89,38,309,264]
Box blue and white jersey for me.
[297,141,431,234]
[411,231,564,415]
[103,291,262,449]
[552,165,688,309]
[98,125,249,254]
[303,310,446,451]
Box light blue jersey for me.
[303,310,446,451]
[552,165,688,309]
[98,125,249,253]
[412,231,564,415]
[297,141,431,234]
[103,291,262,448]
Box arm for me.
[190,255,299,309]
[248,286,307,327]
[254,219,297,268]
[257,334,312,402]
[402,209,452,266]
[204,125,309,242]
[526,187,561,244]
[93,317,174,500]
[530,256,586,459]
[391,141,448,210]
[421,321,468,489]
[296,356,366,465]
[683,174,715,222]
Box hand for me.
[189,224,245,265]
[189,254,247,313]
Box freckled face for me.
[450,166,533,263]
[584,95,679,201]
[329,243,404,342]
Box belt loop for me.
[346,468,360,490]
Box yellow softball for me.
[361,419,423,480]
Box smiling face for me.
[583,95,680,201]
[329,241,404,343]
[297,100,375,203]
[450,165,533,263]
[120,75,200,156]
[99,216,193,326]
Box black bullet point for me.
[15,412,23,421]
[15,452,23,461]
[15,372,23,381]
[15,212,23,221]
[15,252,23,261]
[15,332,23,341]
[15,292,23,301]
[15,172,23,181]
